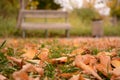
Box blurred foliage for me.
[26,0,39,10]
[0,0,60,18]
[25,0,60,10]
[74,8,102,24]
[108,0,120,19]
[37,0,60,10]
[0,0,19,18]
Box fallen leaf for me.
[111,60,120,68]
[0,74,7,80]
[22,64,36,72]
[112,67,120,76]
[96,64,109,77]
[71,48,85,55]
[97,52,112,71]
[51,57,67,63]
[75,55,102,80]
[38,48,49,61]
[69,74,85,80]
[111,67,120,80]
[111,75,120,80]
[69,74,80,80]
[13,70,29,80]
[59,73,72,78]
[7,56,24,68]
[13,64,44,80]
[22,48,37,59]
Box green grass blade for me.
[0,40,6,49]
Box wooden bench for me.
[17,10,71,37]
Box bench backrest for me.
[19,10,69,27]
[17,0,69,28]
[22,10,68,19]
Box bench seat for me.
[21,23,71,30]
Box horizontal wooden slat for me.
[21,23,71,30]
[22,10,68,18]
[25,14,66,18]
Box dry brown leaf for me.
[0,74,7,80]
[111,60,120,68]
[71,48,85,55]
[13,64,44,80]
[38,48,49,61]
[22,64,44,75]
[111,67,120,80]
[111,76,120,80]
[69,74,85,80]
[96,52,112,77]
[96,64,109,77]
[97,52,112,71]
[13,70,29,80]
[7,56,23,68]
[59,73,72,78]
[22,47,38,59]
[79,74,86,80]
[33,77,40,80]
[22,64,36,72]
[97,51,117,57]
[112,67,120,76]
[82,54,96,65]
[35,67,44,76]
[75,55,102,80]
[69,74,80,80]
[51,57,67,63]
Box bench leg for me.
[45,30,48,38]
[65,29,70,37]
[22,30,26,38]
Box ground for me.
[0,37,120,80]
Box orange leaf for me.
[111,60,120,68]
[96,64,108,77]
[59,73,72,78]
[38,48,49,61]
[71,48,85,55]
[97,52,112,71]
[22,48,37,59]
[69,74,85,80]
[75,55,102,80]
[13,70,29,80]
[51,57,67,63]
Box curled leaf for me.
[75,55,102,80]
[51,57,67,63]
[7,56,24,68]
[71,48,85,55]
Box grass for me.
[0,11,120,37]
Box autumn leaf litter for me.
[0,38,120,80]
